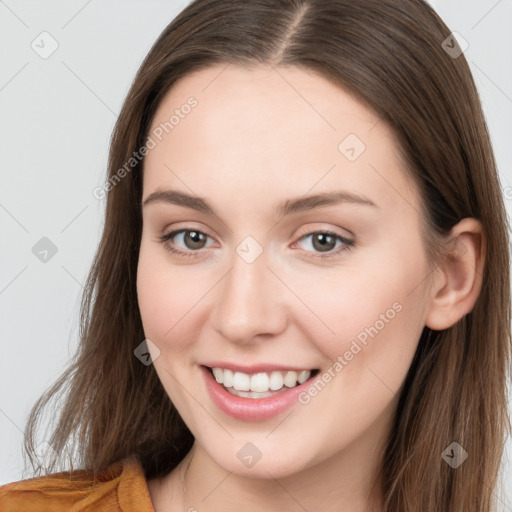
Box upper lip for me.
[201,362,317,373]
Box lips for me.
[200,364,319,421]
[201,361,316,373]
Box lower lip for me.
[201,365,315,422]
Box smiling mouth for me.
[204,366,320,399]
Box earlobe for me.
[425,218,486,331]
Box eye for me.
[293,230,354,259]
[158,229,215,258]
[158,228,354,260]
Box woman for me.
[1,0,510,510]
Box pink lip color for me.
[201,365,314,422]
[202,361,312,373]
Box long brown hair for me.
[22,1,511,510]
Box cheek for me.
[287,241,428,388]
[286,268,419,355]
[136,242,199,354]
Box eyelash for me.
[158,228,355,259]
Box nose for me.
[210,247,287,345]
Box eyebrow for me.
[142,188,378,216]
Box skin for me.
[137,64,485,512]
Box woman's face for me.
[137,64,433,479]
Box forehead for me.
[143,63,418,214]
[148,63,380,139]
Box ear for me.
[425,218,486,331]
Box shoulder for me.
[0,456,156,512]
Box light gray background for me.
[1,0,511,507]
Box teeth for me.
[223,369,234,387]
[210,367,312,393]
[283,371,298,388]
[269,371,284,390]
[212,367,223,383]
[297,370,310,384]
[251,372,269,392]
[233,372,250,391]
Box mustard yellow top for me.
[0,456,156,512]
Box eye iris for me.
[185,230,206,250]
[312,233,336,252]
